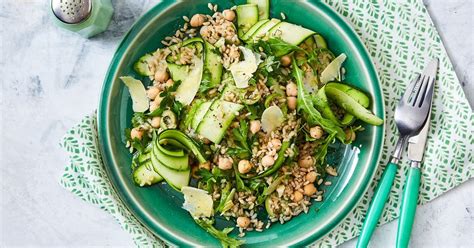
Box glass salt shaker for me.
[51,0,114,38]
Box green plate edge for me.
[97,1,385,247]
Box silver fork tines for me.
[391,58,438,162]
[413,75,429,107]
[394,58,438,139]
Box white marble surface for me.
[0,0,472,247]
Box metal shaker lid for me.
[51,0,92,24]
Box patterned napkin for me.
[60,0,473,247]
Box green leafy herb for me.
[197,168,217,193]
[249,179,267,205]
[244,102,264,120]
[233,163,248,192]
[197,168,215,182]
[292,58,345,142]
[149,80,182,117]
[231,120,252,157]
[198,77,213,94]
[194,218,244,248]
[131,112,147,128]
[247,41,272,55]
[313,133,336,166]
[172,100,184,120]
[124,124,150,154]
[266,38,307,57]
[261,55,280,73]
[216,183,236,214]
[226,147,251,159]
[248,179,265,191]
[197,166,228,192]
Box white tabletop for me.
[1,0,472,247]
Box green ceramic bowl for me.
[98,0,385,246]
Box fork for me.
[356,59,437,248]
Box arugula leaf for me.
[248,38,306,58]
[313,133,336,176]
[194,218,244,248]
[313,133,336,166]
[266,38,307,57]
[291,59,346,142]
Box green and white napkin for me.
[60,0,473,247]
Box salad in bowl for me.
[120,0,383,246]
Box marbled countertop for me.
[1,0,472,247]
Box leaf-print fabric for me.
[60,1,473,247]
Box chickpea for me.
[280,55,292,67]
[150,116,161,128]
[345,129,356,142]
[149,99,160,112]
[190,14,205,27]
[165,79,174,88]
[286,83,297,97]
[305,171,318,183]
[250,120,261,134]
[200,26,210,37]
[147,86,160,100]
[294,191,304,202]
[223,9,236,21]
[238,160,253,174]
[298,156,313,168]
[310,126,324,139]
[287,96,297,110]
[303,184,317,196]
[130,127,144,140]
[199,161,211,171]
[154,69,169,83]
[237,216,250,228]
[270,138,282,151]
[231,121,239,128]
[218,156,233,170]
[261,155,275,167]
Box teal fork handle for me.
[356,162,398,248]
[396,166,421,248]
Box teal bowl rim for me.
[98,1,385,246]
